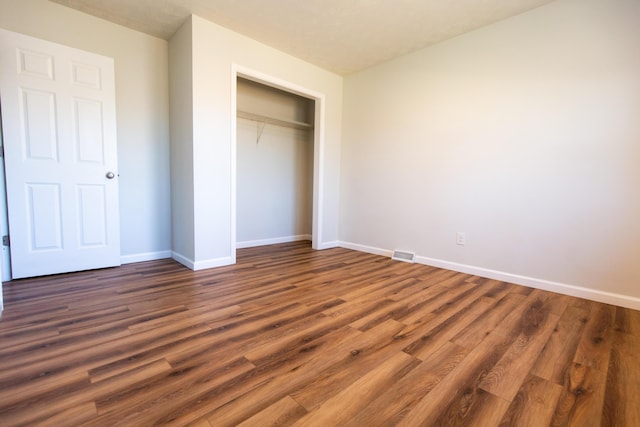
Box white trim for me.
[339,241,640,310]
[193,256,234,270]
[231,64,326,255]
[230,66,238,265]
[312,94,325,251]
[171,251,234,270]
[236,234,311,249]
[315,240,340,250]
[121,250,171,264]
[339,241,393,257]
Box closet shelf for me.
[237,110,313,131]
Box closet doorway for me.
[233,69,324,254]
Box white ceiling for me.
[50,0,555,75]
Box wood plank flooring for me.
[0,241,638,426]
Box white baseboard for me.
[339,241,640,311]
[339,241,393,257]
[193,256,235,270]
[236,234,311,249]
[121,250,171,264]
[315,240,340,250]
[171,251,235,271]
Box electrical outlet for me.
[456,232,466,246]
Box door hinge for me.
[2,235,9,247]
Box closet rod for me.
[237,110,314,131]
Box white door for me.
[0,29,120,279]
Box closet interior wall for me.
[236,78,315,248]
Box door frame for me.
[0,101,6,303]
[0,100,10,283]
[230,64,325,258]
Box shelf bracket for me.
[256,120,266,144]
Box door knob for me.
[106,171,115,179]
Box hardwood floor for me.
[0,241,638,426]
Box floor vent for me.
[391,250,415,263]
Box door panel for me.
[22,88,59,160]
[18,49,55,80]
[27,183,63,251]
[76,184,107,247]
[0,28,120,279]
[71,62,102,89]
[74,97,104,164]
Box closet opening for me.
[232,68,324,257]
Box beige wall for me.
[0,0,172,262]
[168,17,195,261]
[340,0,640,307]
